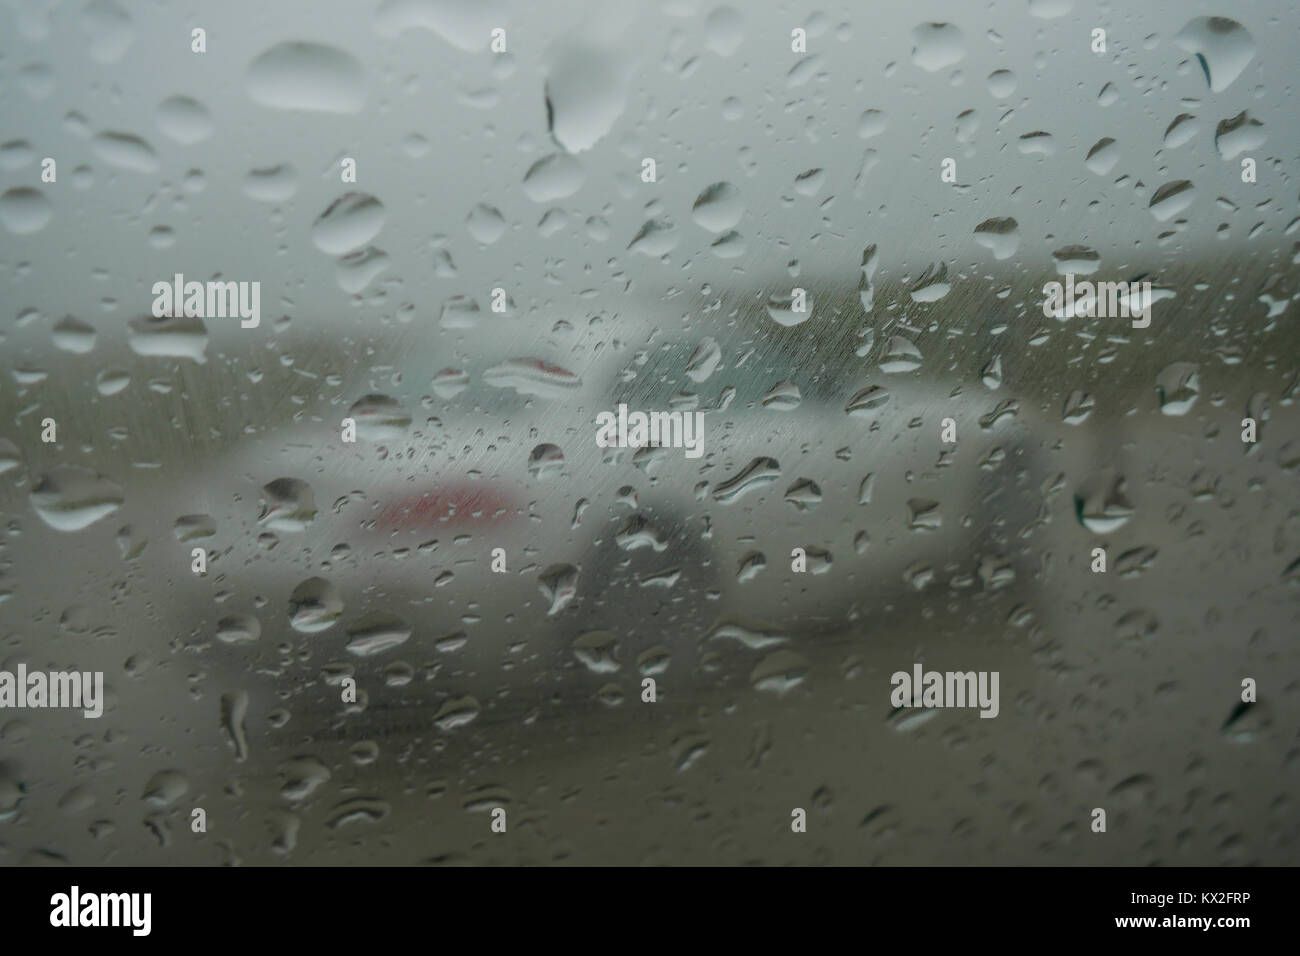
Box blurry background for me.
[0,0,1297,865]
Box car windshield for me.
[0,0,1296,867]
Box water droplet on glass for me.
[288,577,344,633]
[1174,17,1256,92]
[1074,469,1134,534]
[347,394,410,441]
[245,41,365,113]
[911,22,965,72]
[30,466,124,532]
[0,187,52,234]
[690,182,743,232]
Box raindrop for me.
[434,696,480,730]
[1074,469,1134,534]
[245,41,365,113]
[128,315,208,363]
[1163,113,1198,149]
[573,631,619,673]
[690,182,743,232]
[981,355,1003,389]
[761,381,801,410]
[94,369,129,395]
[346,394,410,441]
[1174,17,1256,92]
[141,770,189,808]
[373,0,505,51]
[173,514,215,541]
[311,192,386,255]
[521,152,584,202]
[30,467,124,532]
[432,368,469,399]
[538,563,578,615]
[90,131,159,173]
[973,217,1020,260]
[1148,180,1195,222]
[544,44,628,153]
[216,614,261,645]
[528,443,564,479]
[0,188,52,234]
[1221,700,1271,743]
[279,757,330,802]
[259,478,316,531]
[784,479,821,512]
[467,203,506,244]
[1084,137,1118,175]
[986,69,1017,98]
[906,498,942,531]
[288,577,344,634]
[1062,391,1094,424]
[910,22,965,72]
[156,96,213,144]
[439,295,480,330]
[845,384,890,416]
[736,551,766,583]
[712,457,780,503]
[879,336,922,373]
[1214,111,1265,160]
[750,650,809,695]
[627,217,677,256]
[1155,362,1200,416]
[242,164,298,202]
[908,262,950,302]
[345,612,412,656]
[1017,131,1056,156]
[483,358,581,398]
[685,337,722,382]
[51,316,96,354]
[704,7,743,56]
[765,290,812,327]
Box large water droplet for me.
[259,478,316,531]
[1155,362,1200,416]
[1084,137,1118,175]
[973,217,1020,260]
[374,0,507,52]
[345,612,412,656]
[538,563,578,615]
[312,192,386,255]
[691,182,742,232]
[1074,469,1134,534]
[521,152,584,202]
[51,316,95,353]
[156,96,213,144]
[127,315,208,363]
[246,42,365,113]
[713,457,780,503]
[0,187,52,234]
[911,22,965,72]
[704,7,743,56]
[1214,110,1265,160]
[879,336,923,374]
[1148,180,1195,222]
[1174,17,1256,92]
[288,577,344,633]
[30,466,124,532]
[765,290,812,327]
[347,394,410,441]
[90,131,159,173]
[483,358,581,398]
[545,43,628,153]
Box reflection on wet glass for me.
[0,0,1296,866]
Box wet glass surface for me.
[0,0,1297,865]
